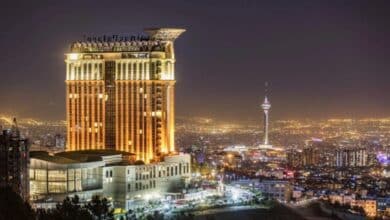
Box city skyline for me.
[1,0,390,121]
[0,1,389,219]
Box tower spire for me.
[261,82,271,147]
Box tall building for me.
[0,118,30,200]
[334,147,368,167]
[65,28,185,163]
[302,147,319,166]
[286,148,302,168]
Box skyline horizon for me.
[1,112,390,126]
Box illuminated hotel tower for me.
[65,28,185,163]
[261,85,271,146]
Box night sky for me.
[1,0,389,122]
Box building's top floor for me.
[70,39,164,53]
[30,150,190,170]
[69,28,185,54]
[30,150,135,169]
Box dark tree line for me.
[0,187,35,220]
[0,187,113,220]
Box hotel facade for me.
[65,28,185,163]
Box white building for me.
[335,148,368,167]
[29,150,191,210]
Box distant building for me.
[0,119,30,200]
[257,180,292,202]
[335,148,368,167]
[230,179,292,202]
[223,152,243,168]
[351,199,377,217]
[302,141,335,167]
[377,197,390,217]
[54,134,66,148]
[29,150,190,210]
[286,149,302,168]
[302,147,319,166]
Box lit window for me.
[69,53,79,60]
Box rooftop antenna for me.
[11,117,20,137]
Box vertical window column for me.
[129,61,132,80]
[139,62,144,80]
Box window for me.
[48,182,67,193]
[117,63,121,75]
[48,170,67,181]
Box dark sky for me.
[0,0,389,122]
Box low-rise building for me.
[258,180,291,202]
[29,150,191,210]
[376,197,390,217]
[351,199,377,217]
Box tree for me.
[37,195,94,220]
[333,201,341,209]
[57,195,93,220]
[0,187,35,220]
[85,195,113,220]
[351,206,365,215]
